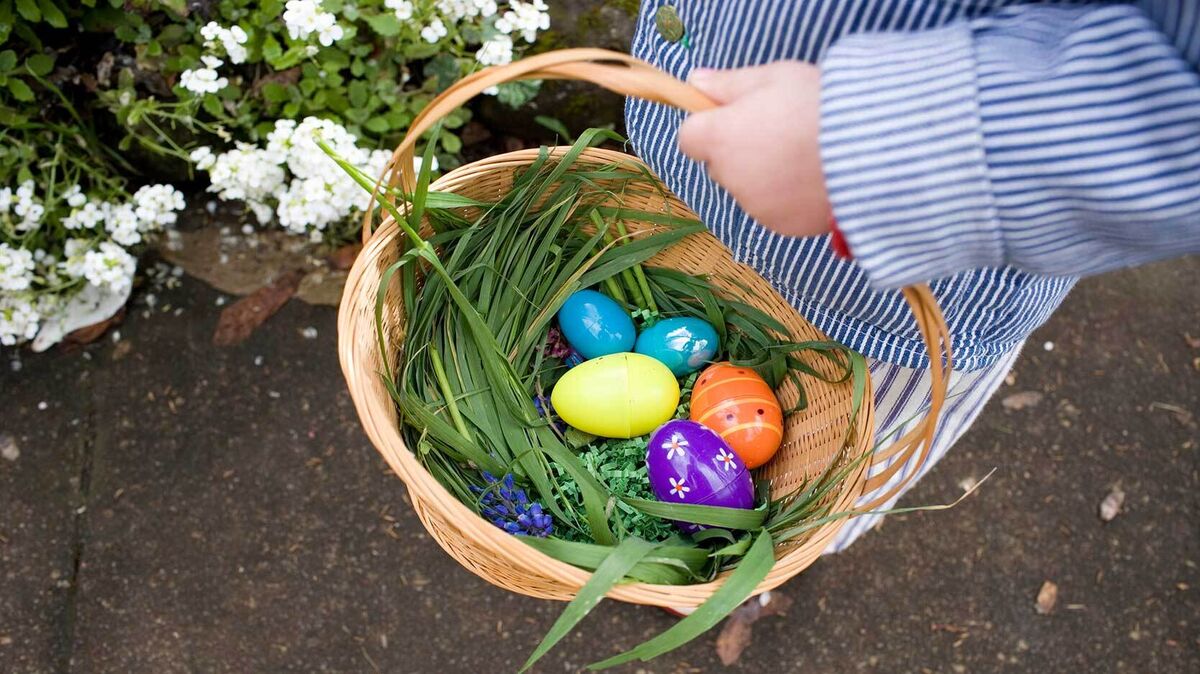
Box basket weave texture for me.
[338,50,951,609]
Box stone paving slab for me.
[1,256,1196,673]
[1,346,95,673]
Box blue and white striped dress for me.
[625,0,1200,550]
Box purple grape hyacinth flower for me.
[470,472,554,538]
[533,395,568,433]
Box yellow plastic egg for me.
[550,353,680,438]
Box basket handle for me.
[858,285,953,512]
[361,48,717,243]
[366,48,952,515]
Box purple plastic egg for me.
[645,419,754,533]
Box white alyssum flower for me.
[420,18,448,43]
[437,0,498,22]
[198,117,432,236]
[283,0,322,37]
[200,21,223,43]
[34,250,64,288]
[204,142,287,204]
[496,0,550,43]
[0,177,184,347]
[476,34,514,66]
[268,116,365,180]
[267,119,388,235]
[385,0,414,20]
[132,184,187,230]
[0,295,40,346]
[105,202,142,246]
[179,55,229,95]
[271,132,391,234]
[283,0,344,46]
[317,21,344,46]
[274,176,350,234]
[15,180,33,203]
[200,22,250,64]
[64,184,87,208]
[79,241,137,294]
[15,203,44,232]
[362,147,393,175]
[12,179,44,232]
[0,187,12,214]
[248,200,275,225]
[0,243,36,292]
[61,239,92,280]
[223,25,249,63]
[62,200,105,230]
[189,146,216,171]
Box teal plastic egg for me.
[556,290,636,360]
[634,317,720,376]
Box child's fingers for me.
[688,66,774,104]
[679,101,753,183]
[679,96,753,167]
[677,110,717,163]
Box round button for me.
[655,5,685,43]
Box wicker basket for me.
[339,49,952,609]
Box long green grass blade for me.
[396,190,492,209]
[520,537,658,672]
[614,219,658,314]
[593,206,701,228]
[588,530,776,669]
[531,426,616,545]
[406,125,440,232]
[620,497,767,530]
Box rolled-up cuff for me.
[819,23,1003,289]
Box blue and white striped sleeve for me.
[818,3,1200,290]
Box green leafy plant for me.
[49,0,549,167]
[1,0,553,347]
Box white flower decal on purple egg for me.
[668,477,690,499]
[715,448,737,472]
[662,433,688,460]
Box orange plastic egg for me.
[689,362,783,469]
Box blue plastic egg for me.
[634,317,720,376]
[556,290,636,360]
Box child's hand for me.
[678,62,832,238]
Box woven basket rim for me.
[338,146,878,607]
